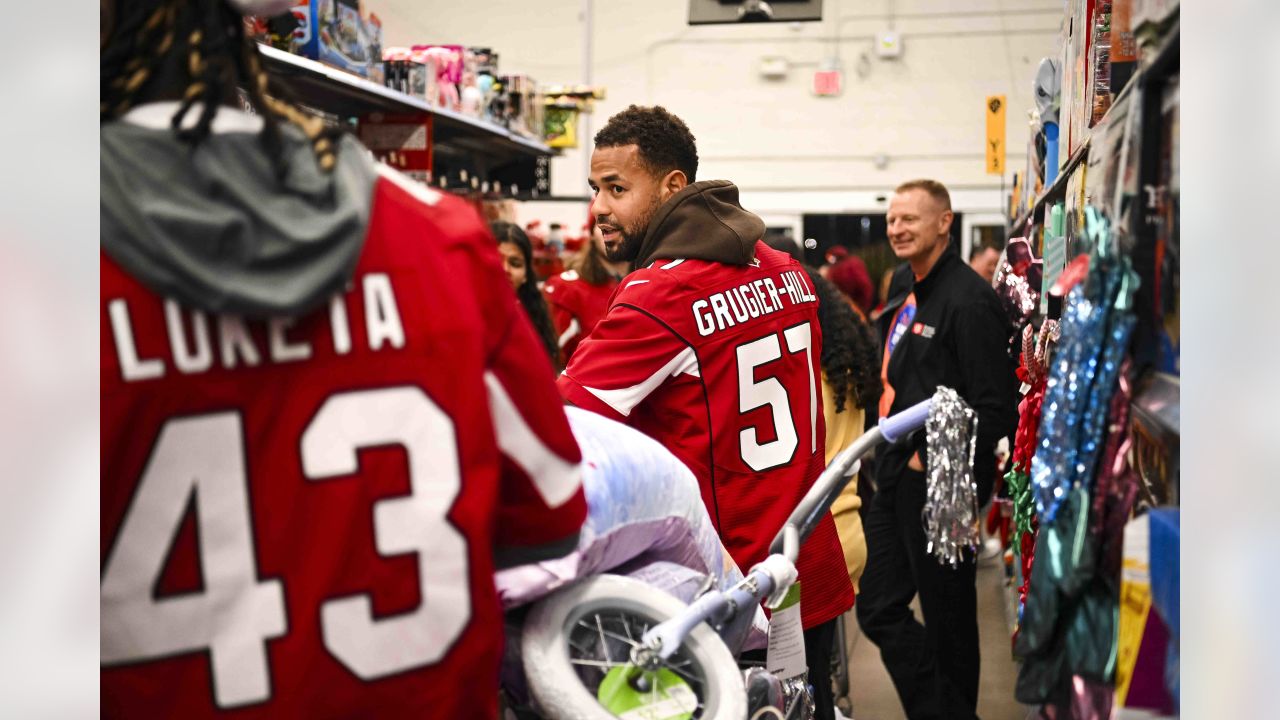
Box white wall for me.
[369,0,1062,225]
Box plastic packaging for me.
[495,408,766,640]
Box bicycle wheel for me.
[521,574,746,720]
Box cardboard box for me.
[359,113,433,184]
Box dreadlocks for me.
[100,0,338,173]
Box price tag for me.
[765,582,807,681]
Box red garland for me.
[1009,346,1047,646]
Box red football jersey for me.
[558,242,854,629]
[101,167,586,718]
[542,269,619,364]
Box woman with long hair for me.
[803,265,882,593]
[491,220,560,367]
[543,221,629,364]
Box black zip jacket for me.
[880,245,1018,504]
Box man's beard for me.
[605,227,644,264]
[602,198,660,264]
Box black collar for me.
[913,244,959,300]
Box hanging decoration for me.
[922,386,980,566]
[1030,209,1138,523]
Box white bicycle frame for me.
[632,397,935,669]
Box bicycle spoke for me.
[663,661,702,685]
[568,636,593,655]
[594,614,613,664]
[575,619,643,649]
[561,609,710,719]
[569,658,630,669]
[576,620,643,650]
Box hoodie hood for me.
[633,180,765,270]
[101,102,378,318]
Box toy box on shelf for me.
[412,45,465,113]
[382,47,427,99]
[500,75,543,139]
[541,85,606,149]
[472,48,501,122]
[381,44,499,120]
[1087,0,1113,126]
[1085,86,1132,221]
[1110,0,1140,95]
[288,0,381,80]
[1063,0,1098,160]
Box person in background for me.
[823,244,850,272]
[969,244,1001,284]
[801,266,881,591]
[827,254,876,318]
[543,219,628,365]
[546,221,566,256]
[763,234,805,264]
[765,235,882,590]
[878,266,895,305]
[559,104,853,720]
[870,266,897,323]
[492,221,560,367]
[856,179,1018,719]
[100,1,585,716]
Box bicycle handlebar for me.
[639,396,940,665]
[877,397,933,444]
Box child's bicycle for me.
[519,390,974,719]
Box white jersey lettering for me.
[108,274,409,381]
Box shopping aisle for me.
[842,550,1027,719]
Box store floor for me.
[840,548,1028,719]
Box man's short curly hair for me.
[594,105,698,183]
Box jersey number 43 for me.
[101,386,467,709]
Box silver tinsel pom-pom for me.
[922,386,980,566]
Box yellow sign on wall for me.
[985,95,1007,175]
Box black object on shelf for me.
[1130,23,1179,373]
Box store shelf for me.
[1008,136,1091,239]
[257,44,555,160]
[1006,22,1178,241]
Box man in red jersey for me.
[557,105,853,720]
[99,2,585,717]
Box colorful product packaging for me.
[288,0,379,79]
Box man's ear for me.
[659,170,688,201]
[937,209,955,236]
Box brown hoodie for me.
[633,180,766,270]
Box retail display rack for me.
[999,5,1180,715]
[1008,19,1179,380]
[1007,24,1178,243]
[259,44,555,199]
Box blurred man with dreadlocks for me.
[100,1,586,716]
